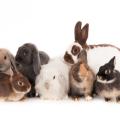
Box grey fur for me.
[15,43,49,97]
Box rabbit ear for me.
[81,23,89,46]
[74,21,82,42]
[32,49,41,75]
[108,56,116,67]
[78,50,87,63]
[8,53,18,73]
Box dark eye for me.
[18,81,24,86]
[53,76,55,79]
[4,56,7,60]
[71,45,80,55]
[23,51,28,56]
[105,69,111,74]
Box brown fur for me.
[69,50,96,98]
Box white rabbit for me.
[64,21,120,74]
[35,57,70,100]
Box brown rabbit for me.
[69,50,96,100]
[0,59,31,101]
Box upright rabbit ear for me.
[109,56,116,68]
[81,23,89,46]
[75,21,82,42]
[32,48,41,75]
[78,50,87,63]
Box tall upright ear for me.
[74,21,82,42]
[81,23,89,46]
[109,56,116,68]
[32,48,41,75]
[78,50,87,63]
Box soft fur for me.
[0,60,31,101]
[15,43,49,97]
[95,56,120,102]
[64,21,120,74]
[35,57,70,100]
[69,50,96,100]
[0,48,15,76]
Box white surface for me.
[0,0,120,120]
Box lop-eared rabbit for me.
[15,43,50,97]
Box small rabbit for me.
[95,56,120,102]
[15,43,49,97]
[69,50,96,100]
[0,60,31,101]
[64,21,120,74]
[0,48,15,76]
[35,57,70,100]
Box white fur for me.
[97,76,116,84]
[67,42,83,63]
[35,57,70,100]
[87,46,120,74]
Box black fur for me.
[15,43,42,97]
[95,56,120,101]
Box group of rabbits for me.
[0,21,120,102]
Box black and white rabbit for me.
[64,21,120,74]
[69,50,96,100]
[15,43,49,97]
[95,56,120,102]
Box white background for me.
[0,0,120,120]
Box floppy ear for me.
[81,23,89,46]
[74,21,82,42]
[32,48,41,75]
[78,50,87,63]
[8,52,18,74]
[109,56,116,68]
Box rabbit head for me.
[0,49,15,74]
[97,56,116,83]
[64,21,89,64]
[15,43,41,77]
[11,60,31,94]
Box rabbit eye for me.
[4,56,7,60]
[71,45,80,55]
[18,81,24,86]
[53,76,55,79]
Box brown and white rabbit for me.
[0,59,31,101]
[69,50,96,100]
[0,49,15,76]
[64,21,120,74]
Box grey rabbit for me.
[95,56,120,102]
[15,43,50,97]
[69,50,96,100]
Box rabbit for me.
[0,48,15,76]
[69,50,96,100]
[95,56,120,102]
[15,43,49,97]
[0,59,31,101]
[35,57,70,100]
[64,21,120,75]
